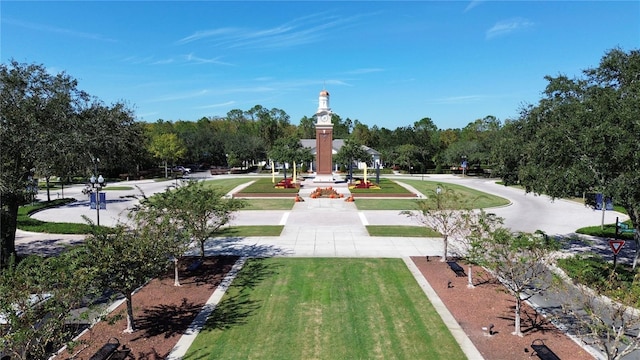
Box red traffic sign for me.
[609,239,626,255]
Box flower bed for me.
[310,187,344,199]
[348,180,380,189]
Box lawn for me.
[17,199,105,234]
[202,177,257,194]
[238,177,300,194]
[349,178,412,194]
[184,258,465,360]
[400,179,509,209]
[355,199,420,210]
[216,225,283,237]
[242,199,295,210]
[367,225,440,237]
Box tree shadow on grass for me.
[202,257,281,331]
[202,292,261,331]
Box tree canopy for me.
[492,48,640,266]
[0,61,142,267]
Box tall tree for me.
[148,133,186,178]
[351,120,373,146]
[395,144,420,173]
[492,48,640,268]
[0,61,141,267]
[268,136,305,180]
[296,116,316,139]
[334,138,370,181]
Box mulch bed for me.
[412,256,594,360]
[55,256,238,360]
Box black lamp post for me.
[89,174,105,226]
[87,158,106,226]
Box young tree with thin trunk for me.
[82,225,170,333]
[401,184,475,262]
[132,181,244,289]
[478,229,557,336]
[458,209,504,288]
[556,257,640,360]
[165,181,245,259]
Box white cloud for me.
[464,0,485,13]
[196,101,236,109]
[148,90,210,103]
[345,68,384,75]
[486,17,534,39]
[174,12,373,50]
[3,17,117,42]
[184,53,234,66]
[426,95,486,104]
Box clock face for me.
[319,114,330,123]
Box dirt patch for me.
[55,256,238,360]
[412,256,594,359]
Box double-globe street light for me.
[85,158,106,226]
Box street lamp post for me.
[85,158,106,226]
[435,185,442,209]
[89,174,106,226]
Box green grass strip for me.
[242,199,295,210]
[367,225,440,237]
[238,177,300,194]
[577,222,635,240]
[17,199,105,234]
[101,186,134,191]
[202,177,257,194]
[349,178,411,194]
[216,226,283,237]
[185,258,465,360]
[355,199,420,210]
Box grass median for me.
[184,258,465,360]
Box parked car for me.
[172,166,191,175]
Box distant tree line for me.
[143,111,503,175]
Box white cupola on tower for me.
[318,89,330,111]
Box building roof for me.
[319,89,329,96]
[299,139,380,157]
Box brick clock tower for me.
[314,89,334,182]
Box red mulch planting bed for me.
[412,256,594,360]
[55,256,238,360]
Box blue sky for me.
[2,1,639,130]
